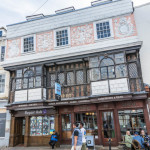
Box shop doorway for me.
[100,111,117,146]
[15,117,25,146]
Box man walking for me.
[80,122,86,150]
[71,122,82,150]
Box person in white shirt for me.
[80,122,86,150]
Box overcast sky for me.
[0,0,149,28]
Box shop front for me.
[56,93,150,146]
[8,103,56,147]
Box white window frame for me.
[21,34,36,54]
[54,27,70,48]
[93,19,114,41]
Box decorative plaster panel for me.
[113,14,137,39]
[36,31,54,52]
[71,24,94,46]
[6,38,21,58]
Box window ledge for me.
[94,36,114,43]
[54,44,71,50]
[21,51,36,56]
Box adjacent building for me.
[0,27,10,147]
[134,2,150,118]
[2,0,150,147]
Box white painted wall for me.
[134,3,150,85]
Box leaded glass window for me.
[91,68,100,81]
[89,57,99,68]
[56,30,68,46]
[76,70,84,84]
[96,21,111,39]
[100,58,114,67]
[115,53,125,64]
[23,78,28,89]
[50,74,56,87]
[16,79,22,89]
[129,63,138,78]
[58,73,65,85]
[36,66,42,75]
[1,46,5,62]
[24,36,34,52]
[29,77,34,88]
[67,72,74,85]
[116,65,127,78]
[35,76,41,87]
[16,70,22,77]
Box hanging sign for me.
[55,82,61,101]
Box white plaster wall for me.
[134,3,150,85]
[28,88,42,101]
[109,78,129,93]
[15,90,27,102]
[91,81,109,95]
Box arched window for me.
[23,69,34,88]
[100,58,115,79]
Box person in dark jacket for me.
[49,130,58,149]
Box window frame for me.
[1,46,5,62]
[93,19,114,41]
[21,34,36,54]
[0,74,5,94]
[0,31,2,37]
[54,27,70,48]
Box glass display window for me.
[76,112,98,138]
[30,116,55,136]
[118,109,146,136]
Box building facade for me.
[0,27,11,147]
[2,0,150,147]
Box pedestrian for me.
[71,122,82,150]
[80,122,86,150]
[125,130,133,149]
[133,132,145,149]
[49,130,58,149]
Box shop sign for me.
[24,109,47,116]
[55,82,61,101]
[97,95,132,101]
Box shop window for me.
[30,116,55,136]
[0,111,6,137]
[62,114,71,139]
[76,112,98,139]
[118,109,146,136]
[102,111,115,138]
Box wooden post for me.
[55,113,60,147]
[24,116,30,147]
[9,116,15,147]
